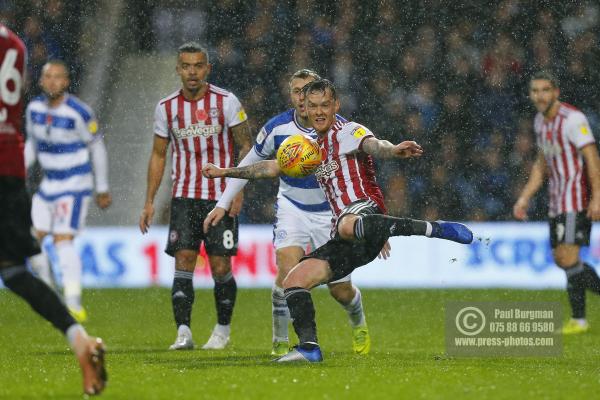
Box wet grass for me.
[0,288,598,399]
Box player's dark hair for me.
[177,42,209,63]
[44,59,69,77]
[530,70,559,88]
[290,69,321,83]
[302,79,337,100]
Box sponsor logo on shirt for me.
[541,142,563,157]
[171,123,223,139]
[315,160,339,180]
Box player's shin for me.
[213,271,237,326]
[29,251,57,290]
[565,263,587,319]
[284,287,318,347]
[172,270,195,328]
[354,214,428,242]
[55,240,83,311]
[272,284,290,343]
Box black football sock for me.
[213,272,237,326]
[172,270,195,328]
[354,214,429,242]
[0,265,76,333]
[582,263,600,295]
[284,287,318,347]
[565,263,586,319]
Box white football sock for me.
[343,286,366,328]
[272,284,290,342]
[29,252,56,289]
[55,240,83,310]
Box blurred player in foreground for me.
[204,69,371,356]
[514,71,600,335]
[203,79,473,362]
[25,60,111,322]
[0,23,106,395]
[139,42,252,350]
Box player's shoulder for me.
[27,95,46,109]
[263,109,295,134]
[0,25,25,51]
[339,120,371,138]
[560,103,586,122]
[158,89,181,106]
[65,94,94,122]
[208,83,233,97]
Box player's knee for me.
[328,282,354,304]
[338,216,357,241]
[209,255,231,278]
[175,250,197,271]
[553,246,579,268]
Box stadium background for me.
[3,0,600,288]
[3,2,600,399]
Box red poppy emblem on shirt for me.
[195,109,208,121]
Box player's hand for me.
[96,192,112,209]
[204,207,226,233]
[229,191,244,217]
[513,197,529,220]
[202,163,225,178]
[378,240,391,260]
[139,203,154,234]
[393,141,423,159]
[587,197,600,221]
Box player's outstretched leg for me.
[0,264,107,395]
[354,215,473,244]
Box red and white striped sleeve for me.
[338,122,375,155]
[223,93,248,128]
[565,111,595,149]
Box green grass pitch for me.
[1,288,599,399]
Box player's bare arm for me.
[229,120,253,216]
[581,143,600,220]
[139,135,169,233]
[513,151,546,220]
[202,160,280,180]
[362,137,423,159]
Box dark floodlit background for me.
[5,0,600,226]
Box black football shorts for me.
[165,198,238,257]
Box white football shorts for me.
[273,195,351,283]
[31,192,91,235]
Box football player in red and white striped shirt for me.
[514,71,600,335]
[202,79,473,362]
[0,24,106,395]
[139,42,252,350]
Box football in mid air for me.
[276,134,322,178]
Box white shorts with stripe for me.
[273,195,351,283]
[31,191,91,235]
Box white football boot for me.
[169,325,195,350]
[201,324,230,350]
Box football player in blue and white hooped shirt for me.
[24,60,111,322]
[203,69,371,356]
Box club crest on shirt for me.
[209,108,220,118]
